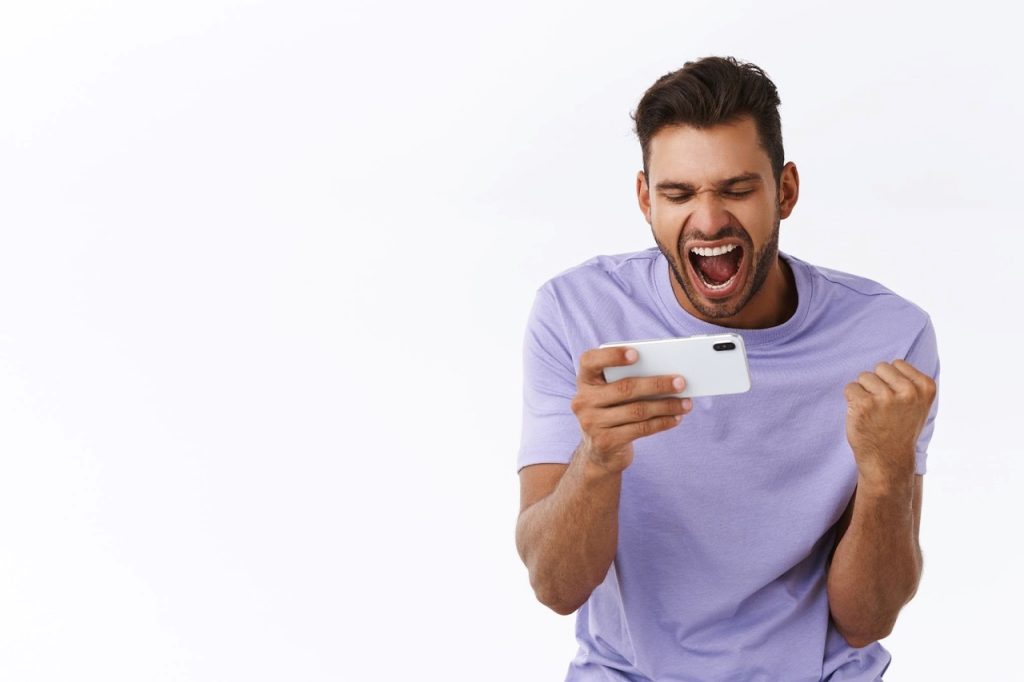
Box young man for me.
[515,56,939,681]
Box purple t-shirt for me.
[517,247,939,681]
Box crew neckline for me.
[651,247,814,347]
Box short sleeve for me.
[904,315,940,475]
[516,285,582,473]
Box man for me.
[514,56,939,681]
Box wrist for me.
[856,471,915,499]
[854,446,915,494]
[577,444,627,480]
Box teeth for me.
[690,243,738,257]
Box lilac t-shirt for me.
[517,247,940,682]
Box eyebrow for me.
[655,172,764,193]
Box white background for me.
[0,1,1020,680]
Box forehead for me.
[647,116,770,184]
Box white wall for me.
[0,1,1019,679]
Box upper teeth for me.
[691,244,738,257]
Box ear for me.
[637,170,652,225]
[778,162,799,220]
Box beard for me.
[654,203,781,320]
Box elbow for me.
[838,622,894,649]
[541,592,585,616]
[530,576,586,616]
[518,539,589,615]
[526,562,593,615]
[516,520,598,616]
[839,582,920,648]
[842,633,883,649]
[538,593,582,616]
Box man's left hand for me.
[844,359,937,487]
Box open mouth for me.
[686,242,745,296]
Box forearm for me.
[827,474,922,647]
[515,443,622,614]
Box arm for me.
[827,473,923,647]
[515,346,693,615]
[829,357,936,647]
[515,449,622,615]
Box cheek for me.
[651,206,688,236]
[648,210,679,237]
[741,202,776,237]
[739,199,771,220]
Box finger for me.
[892,359,937,396]
[596,373,686,407]
[601,410,689,443]
[873,361,917,396]
[596,396,693,428]
[856,370,891,397]
[844,381,870,403]
[578,346,637,386]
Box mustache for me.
[678,226,750,245]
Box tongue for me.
[697,251,741,285]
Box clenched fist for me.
[844,359,937,486]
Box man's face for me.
[638,116,787,321]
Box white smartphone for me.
[599,333,751,399]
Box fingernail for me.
[673,377,685,390]
[682,398,692,409]
[625,349,637,361]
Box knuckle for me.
[630,400,647,420]
[616,377,636,397]
[635,419,653,437]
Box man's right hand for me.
[571,346,694,475]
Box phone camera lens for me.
[714,342,736,351]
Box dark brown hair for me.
[630,56,784,190]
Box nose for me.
[687,190,734,238]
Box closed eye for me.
[666,190,754,203]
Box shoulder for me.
[526,246,662,354]
[790,252,933,333]
[538,246,660,301]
